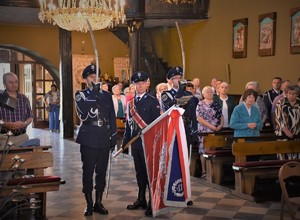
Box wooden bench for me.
[190,145,201,177]
[0,146,64,217]
[203,134,234,184]
[232,139,300,199]
[202,133,282,185]
[189,129,235,178]
[192,127,276,180]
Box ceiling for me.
[0,0,47,27]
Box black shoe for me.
[84,206,93,216]
[145,206,152,217]
[187,200,193,206]
[145,209,152,217]
[93,191,108,215]
[94,203,108,215]
[144,199,152,217]
[127,199,147,210]
[84,192,93,216]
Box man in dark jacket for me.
[161,66,198,206]
[263,77,282,125]
[161,66,199,150]
[121,71,160,217]
[75,64,117,216]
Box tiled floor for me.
[4,127,300,219]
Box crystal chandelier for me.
[164,0,196,4]
[38,0,126,32]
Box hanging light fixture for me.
[163,0,196,4]
[38,0,126,33]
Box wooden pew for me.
[190,144,201,177]
[232,139,300,199]
[0,146,53,176]
[192,127,276,179]
[0,146,63,217]
[116,117,126,130]
[116,117,128,154]
[203,134,234,184]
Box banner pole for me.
[112,133,141,158]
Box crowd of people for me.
[103,72,300,181]
[104,74,300,135]
[1,67,298,218]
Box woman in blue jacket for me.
[230,89,263,137]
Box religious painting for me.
[113,57,130,84]
[232,18,248,58]
[258,12,277,56]
[290,7,300,54]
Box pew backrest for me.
[232,139,300,162]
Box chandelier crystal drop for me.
[163,0,196,4]
[38,0,126,32]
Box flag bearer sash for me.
[141,106,191,217]
[129,98,147,129]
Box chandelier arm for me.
[86,18,99,83]
[175,22,185,78]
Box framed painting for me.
[232,18,248,58]
[258,12,277,56]
[290,7,300,54]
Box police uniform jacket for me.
[161,89,198,140]
[263,89,282,115]
[75,88,117,149]
[121,93,160,149]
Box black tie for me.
[137,97,141,102]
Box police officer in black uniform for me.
[160,66,198,206]
[121,71,160,217]
[75,64,117,216]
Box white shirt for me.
[221,97,229,127]
[243,102,251,116]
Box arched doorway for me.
[0,45,59,129]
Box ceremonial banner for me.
[141,106,191,217]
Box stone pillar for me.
[59,28,74,139]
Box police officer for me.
[75,64,117,216]
[161,66,198,206]
[121,71,160,217]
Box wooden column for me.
[59,28,74,139]
[128,19,143,77]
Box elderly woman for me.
[196,86,223,179]
[239,81,269,125]
[230,89,263,137]
[275,85,300,139]
[214,82,236,128]
[112,85,126,118]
